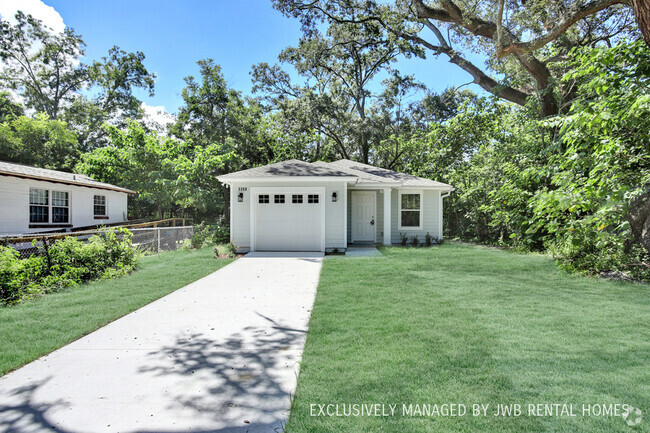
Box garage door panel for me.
[254,191,322,252]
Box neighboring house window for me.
[51,191,69,223]
[308,194,319,204]
[274,194,285,204]
[292,194,303,204]
[29,188,70,224]
[259,194,270,204]
[399,191,422,229]
[29,188,49,223]
[94,195,107,216]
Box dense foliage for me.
[1,6,648,279]
[0,229,137,305]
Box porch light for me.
[238,192,244,202]
[332,192,338,202]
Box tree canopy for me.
[1,5,649,279]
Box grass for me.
[287,242,649,433]
[0,247,233,376]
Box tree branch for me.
[414,0,628,57]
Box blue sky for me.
[1,0,487,116]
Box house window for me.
[29,188,49,223]
[258,194,270,204]
[274,194,285,204]
[399,191,422,229]
[292,194,303,204]
[51,191,69,223]
[94,195,107,216]
[308,194,319,204]
[29,188,70,224]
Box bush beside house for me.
[0,228,138,305]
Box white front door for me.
[351,191,376,242]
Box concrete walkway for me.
[344,246,383,257]
[0,252,323,433]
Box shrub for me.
[0,247,43,305]
[0,228,138,305]
[425,232,433,246]
[191,223,215,249]
[400,233,408,246]
[214,242,237,259]
[190,219,230,249]
[410,235,419,247]
[213,224,230,244]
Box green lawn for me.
[0,247,233,376]
[287,242,649,433]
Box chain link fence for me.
[3,226,194,257]
[130,227,194,253]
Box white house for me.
[0,161,134,236]
[217,159,454,252]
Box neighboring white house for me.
[0,161,134,236]
[216,159,454,252]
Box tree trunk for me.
[631,0,650,47]
[629,187,650,253]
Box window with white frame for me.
[29,188,49,223]
[51,191,69,223]
[399,191,422,229]
[94,195,107,216]
[29,188,69,224]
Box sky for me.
[0,0,487,119]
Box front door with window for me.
[351,191,376,242]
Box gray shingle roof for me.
[0,161,135,194]
[217,159,354,179]
[328,159,452,188]
[218,159,453,189]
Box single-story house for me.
[217,159,453,252]
[0,161,134,236]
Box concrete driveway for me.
[0,252,323,433]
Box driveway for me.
[0,252,323,433]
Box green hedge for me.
[0,228,138,305]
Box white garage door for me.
[254,191,323,251]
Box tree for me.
[253,18,402,163]
[0,113,79,170]
[0,92,24,123]
[0,12,156,150]
[64,46,156,150]
[529,40,650,275]
[273,0,638,117]
[0,11,87,119]
[631,0,650,46]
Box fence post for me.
[43,237,52,274]
[157,228,161,253]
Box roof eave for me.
[0,171,136,194]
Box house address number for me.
[238,187,247,192]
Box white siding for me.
[0,176,129,235]
[230,181,347,251]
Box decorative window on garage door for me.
[307,194,319,203]
[292,194,303,203]
[274,194,285,203]
[258,194,270,204]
